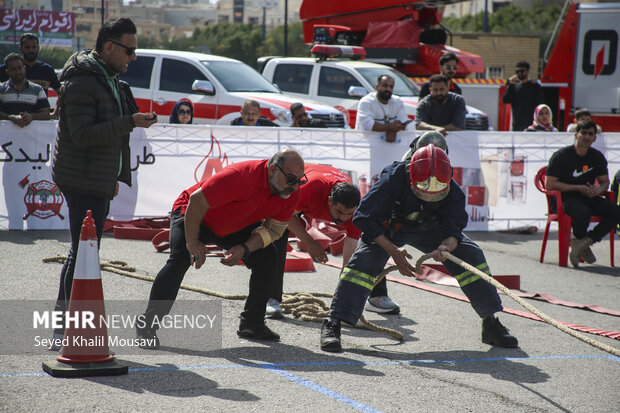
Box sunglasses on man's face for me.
[515,69,527,74]
[178,109,192,115]
[275,164,308,186]
[110,40,137,56]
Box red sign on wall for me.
[0,8,74,47]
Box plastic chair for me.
[534,166,615,267]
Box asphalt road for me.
[0,229,618,412]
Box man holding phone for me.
[49,17,157,350]
[355,74,412,142]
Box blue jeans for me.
[53,189,110,336]
[329,223,503,325]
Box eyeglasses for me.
[443,65,458,70]
[294,112,308,120]
[275,164,308,186]
[515,69,527,74]
[178,109,192,115]
[110,40,136,56]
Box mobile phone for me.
[403,119,413,126]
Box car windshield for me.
[356,67,419,97]
[202,60,280,93]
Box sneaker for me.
[320,319,342,352]
[365,296,400,314]
[581,246,597,264]
[265,298,284,319]
[237,320,280,341]
[570,237,593,268]
[481,316,519,348]
[136,326,160,349]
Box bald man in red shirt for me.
[268,164,399,318]
[139,149,306,346]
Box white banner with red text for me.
[1,121,618,232]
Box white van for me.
[118,49,348,127]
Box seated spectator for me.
[290,102,326,128]
[0,53,50,127]
[415,74,465,136]
[566,108,603,133]
[169,100,193,124]
[231,99,278,127]
[545,120,620,267]
[525,104,558,132]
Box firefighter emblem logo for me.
[19,175,65,220]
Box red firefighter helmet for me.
[408,144,452,202]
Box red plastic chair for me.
[534,166,615,267]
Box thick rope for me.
[43,256,402,339]
[413,252,620,358]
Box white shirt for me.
[355,92,408,131]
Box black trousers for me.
[144,209,279,328]
[53,189,109,336]
[269,230,388,301]
[563,196,620,242]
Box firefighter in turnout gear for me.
[320,144,519,352]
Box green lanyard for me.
[89,52,123,116]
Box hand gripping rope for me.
[43,254,620,356]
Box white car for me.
[117,49,348,127]
[259,56,490,130]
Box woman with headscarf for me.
[169,99,194,124]
[525,104,558,132]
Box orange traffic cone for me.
[43,210,127,377]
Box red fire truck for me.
[299,0,620,132]
[536,2,620,132]
[299,0,484,78]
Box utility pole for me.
[262,3,266,47]
[284,0,288,56]
[483,0,489,33]
[101,0,104,27]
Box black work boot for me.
[237,320,280,341]
[320,319,342,352]
[481,316,518,348]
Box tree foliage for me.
[155,21,309,68]
[441,3,564,58]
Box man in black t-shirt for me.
[546,120,620,267]
[502,61,544,131]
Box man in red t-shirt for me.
[267,164,399,318]
[139,149,306,346]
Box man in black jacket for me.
[230,99,278,126]
[49,17,157,350]
[502,61,544,132]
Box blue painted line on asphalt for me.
[1,354,618,378]
[262,365,382,413]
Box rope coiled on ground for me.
[43,256,403,340]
